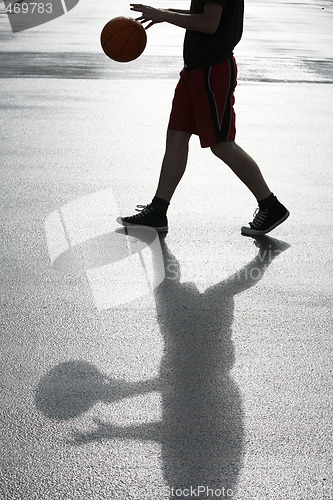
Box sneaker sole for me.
[116,217,168,233]
[241,210,290,236]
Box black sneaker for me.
[117,204,168,232]
[241,199,290,236]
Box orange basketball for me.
[100,17,147,63]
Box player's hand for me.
[130,4,166,28]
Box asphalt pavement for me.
[1,1,333,499]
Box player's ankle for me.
[151,196,170,212]
[258,192,276,210]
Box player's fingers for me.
[145,21,156,29]
[130,4,141,12]
[130,4,146,11]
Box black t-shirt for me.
[183,0,244,70]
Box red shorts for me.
[168,57,237,148]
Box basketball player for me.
[117,1,290,235]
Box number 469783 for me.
[6,2,53,14]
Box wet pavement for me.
[1,1,333,499]
[1,0,333,81]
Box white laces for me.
[129,204,153,219]
[135,204,148,212]
[251,207,268,228]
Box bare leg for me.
[155,130,191,202]
[211,141,271,201]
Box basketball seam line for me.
[102,25,142,49]
[116,30,141,59]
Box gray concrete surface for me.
[1,0,333,499]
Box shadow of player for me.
[35,232,289,498]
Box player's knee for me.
[211,141,226,158]
[166,129,191,150]
[211,140,235,159]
